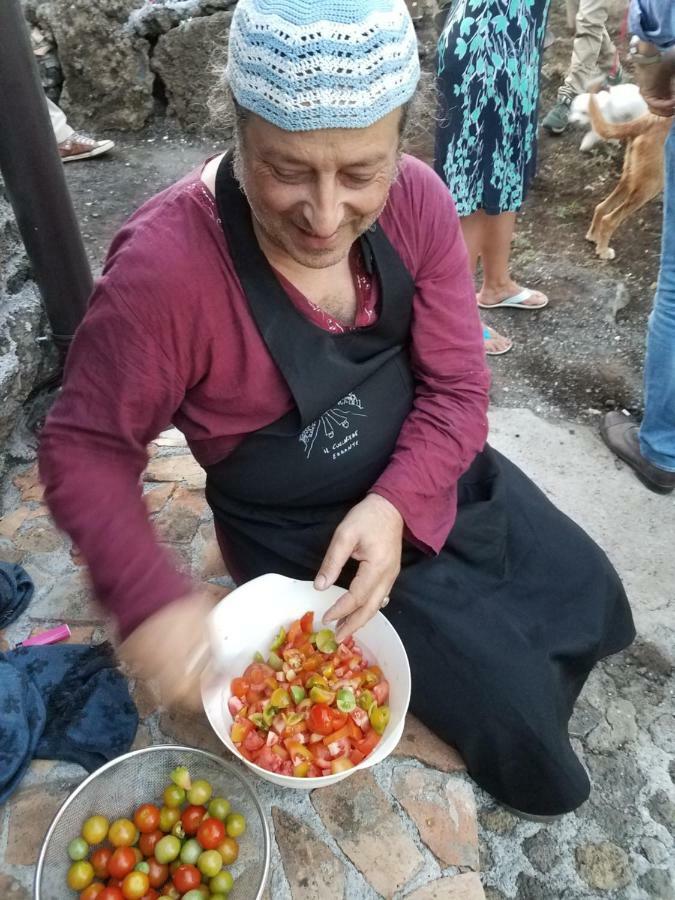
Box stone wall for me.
[0,181,55,479]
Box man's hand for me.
[635,43,675,117]
[315,493,403,642]
[119,589,223,709]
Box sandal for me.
[478,288,549,311]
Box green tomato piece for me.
[305,674,328,690]
[225,812,247,838]
[163,784,185,808]
[315,628,338,654]
[67,837,89,861]
[253,650,265,663]
[155,834,181,864]
[208,797,231,821]
[211,869,235,894]
[336,687,356,713]
[290,685,306,704]
[248,712,266,729]
[267,650,284,671]
[270,626,286,651]
[357,689,375,713]
[309,685,336,705]
[198,849,223,877]
[171,820,185,839]
[262,702,277,727]
[187,778,213,806]
[134,860,150,874]
[169,765,192,790]
[180,838,202,865]
[284,711,304,727]
[270,687,290,708]
[369,704,391,735]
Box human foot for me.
[483,324,513,356]
[478,284,548,310]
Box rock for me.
[522,829,561,874]
[649,713,675,755]
[0,874,30,900]
[586,698,638,752]
[311,770,423,897]
[143,482,175,515]
[14,519,63,553]
[391,767,479,868]
[569,700,602,739]
[648,791,675,829]
[152,12,233,135]
[405,873,486,899]
[271,808,347,900]
[153,484,207,543]
[12,465,45,502]
[575,842,632,891]
[132,677,160,719]
[0,535,23,563]
[6,780,78,865]
[159,707,224,756]
[393,714,466,772]
[196,524,227,578]
[478,806,517,835]
[129,0,237,39]
[639,868,674,899]
[37,0,153,130]
[640,837,669,865]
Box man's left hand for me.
[315,493,403,642]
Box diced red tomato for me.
[244,662,274,685]
[349,748,366,765]
[243,730,265,753]
[326,736,351,758]
[350,707,370,730]
[287,620,303,646]
[255,745,282,773]
[307,764,321,777]
[372,680,389,705]
[227,695,244,716]
[300,611,314,634]
[230,677,250,698]
[280,761,294,776]
[355,729,380,757]
[231,719,253,744]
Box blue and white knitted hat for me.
[226,0,421,131]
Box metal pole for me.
[0,0,92,355]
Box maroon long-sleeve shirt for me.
[39,154,490,636]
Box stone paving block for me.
[272,807,347,900]
[33,570,97,621]
[392,766,479,868]
[311,770,423,898]
[153,485,208,543]
[14,519,63,553]
[13,465,45,502]
[132,723,153,750]
[196,524,227,578]
[159,707,225,756]
[394,715,466,773]
[144,454,206,489]
[153,427,188,448]
[0,535,24,563]
[143,482,175,515]
[5,780,77,865]
[575,841,632,891]
[0,874,30,900]
[405,873,486,899]
[132,678,161,719]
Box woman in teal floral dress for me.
[435,0,552,355]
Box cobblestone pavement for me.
[1,427,673,899]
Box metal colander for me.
[35,745,270,900]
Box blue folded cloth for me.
[0,562,138,804]
[0,562,34,628]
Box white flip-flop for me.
[478,288,549,310]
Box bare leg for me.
[460,211,512,354]
[477,212,547,308]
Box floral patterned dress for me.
[434,0,552,217]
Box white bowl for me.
[202,574,411,789]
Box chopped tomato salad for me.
[228,611,391,777]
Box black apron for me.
[206,157,635,816]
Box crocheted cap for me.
[226,0,421,131]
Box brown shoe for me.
[600,411,675,494]
[58,132,114,163]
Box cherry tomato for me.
[121,871,150,900]
[139,829,163,858]
[173,864,201,893]
[146,857,169,889]
[307,703,335,735]
[140,892,159,900]
[97,889,124,900]
[80,884,105,900]
[69,837,90,860]
[197,850,223,878]
[225,812,246,838]
[207,798,231,821]
[186,779,212,806]
[162,785,185,809]
[67,861,95,891]
[82,816,110,845]
[181,805,207,835]
[210,869,234,894]
[154,835,181,864]
[196,817,226,850]
[243,662,274,685]
[108,819,139,848]
[108,847,137,880]
[134,804,161,834]
[91,847,113,879]
[216,836,239,865]
[158,807,180,832]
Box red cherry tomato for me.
[140,892,159,900]
[243,662,274,685]
[133,803,160,835]
[80,885,105,900]
[121,870,150,900]
[180,804,207,835]
[98,889,124,900]
[308,703,337,736]
[138,829,163,858]
[172,864,201,894]
[91,847,112,879]
[196,817,226,850]
[108,847,137,880]
[146,857,169,890]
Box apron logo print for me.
[298,393,367,459]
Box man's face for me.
[236,109,402,269]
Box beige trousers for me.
[47,96,74,144]
[561,0,618,97]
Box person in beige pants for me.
[542,0,623,133]
[46,96,114,162]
